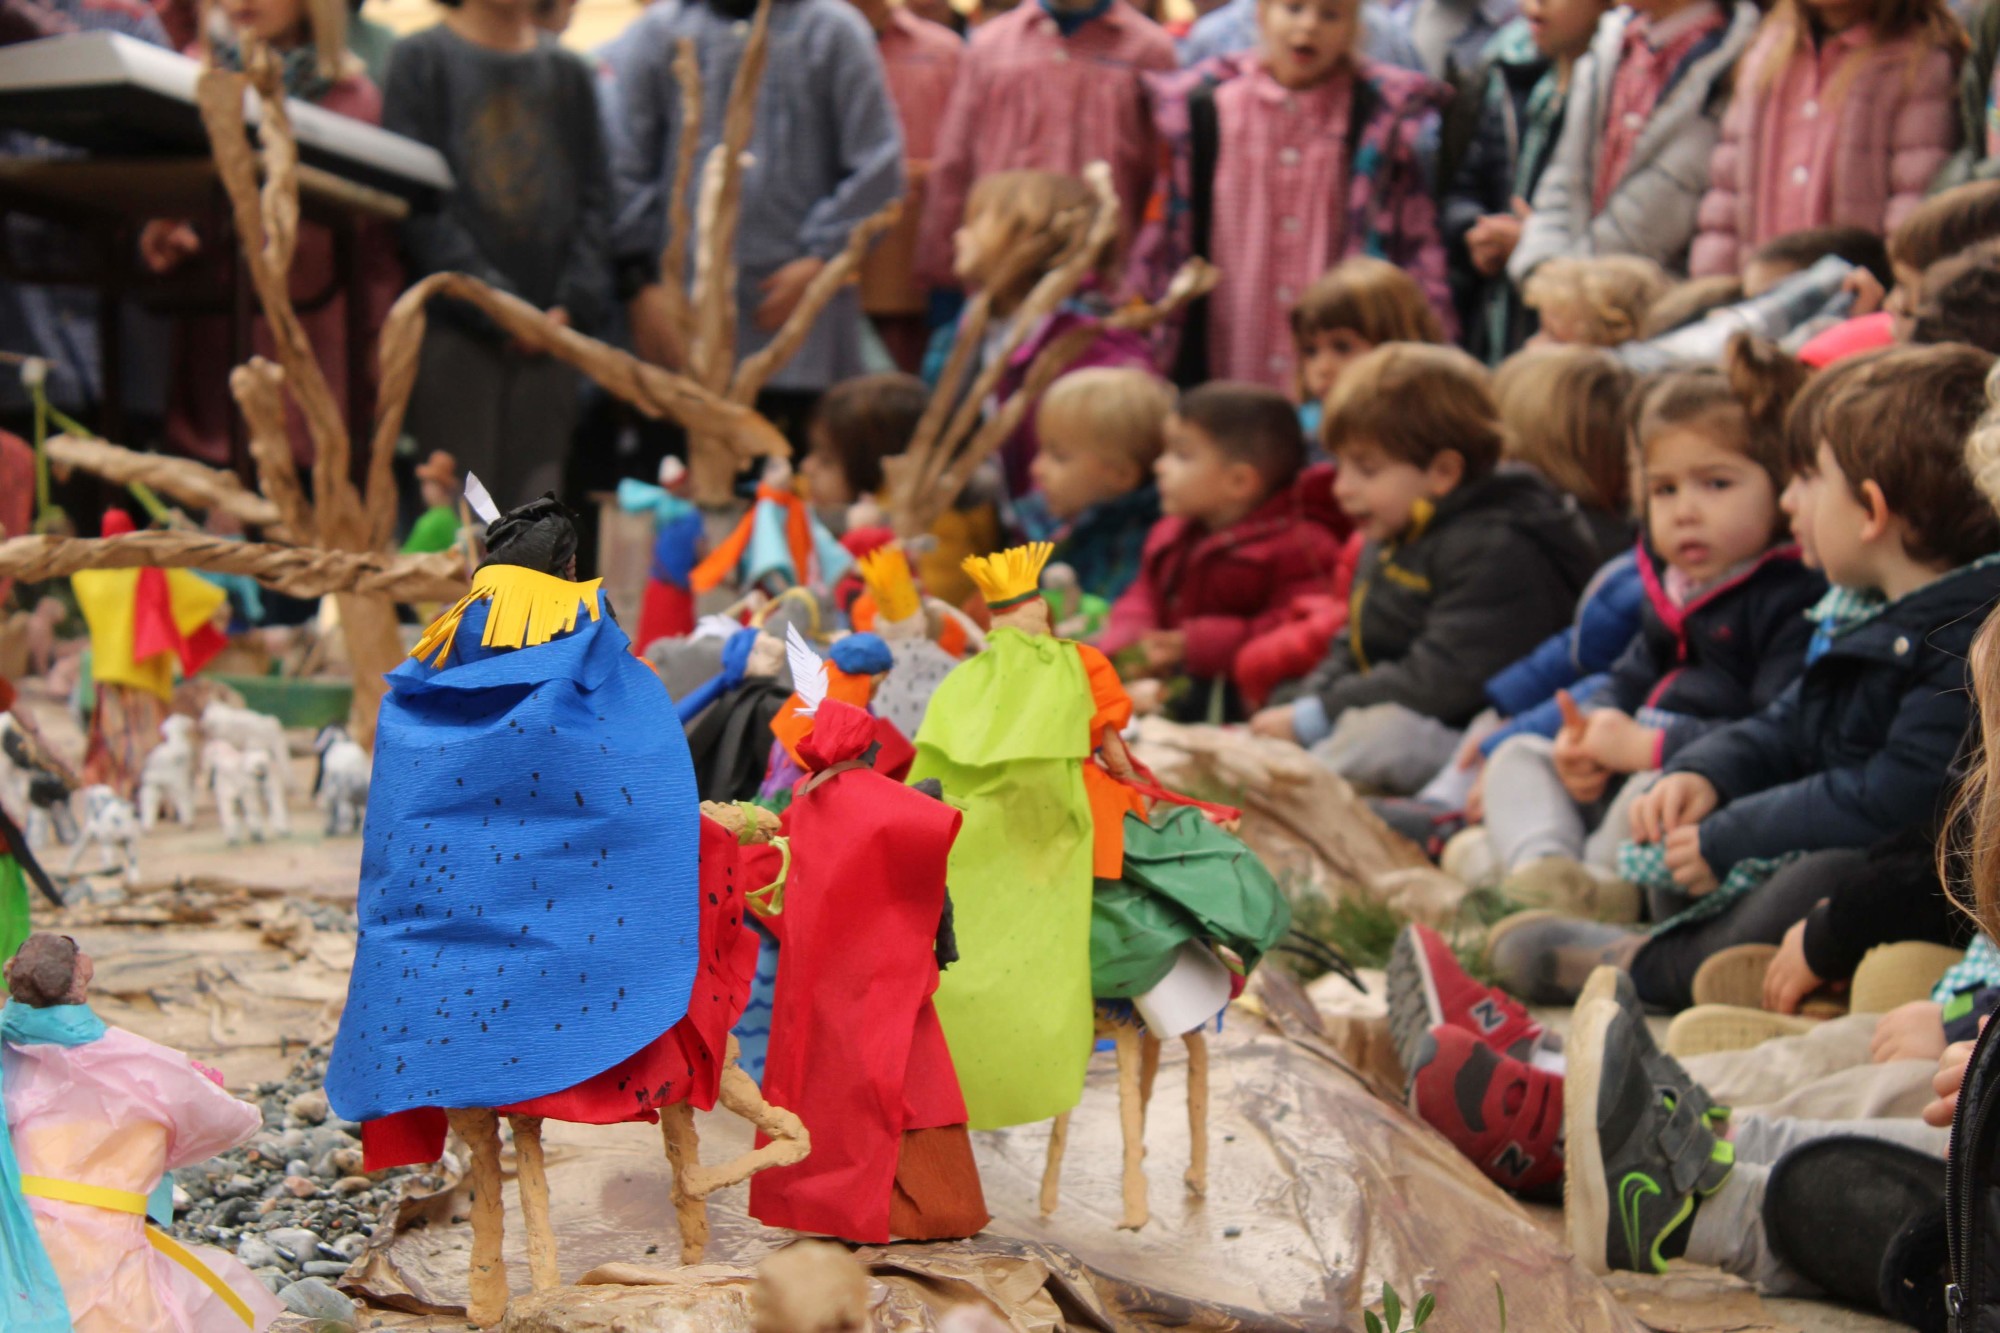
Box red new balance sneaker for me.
[1387,922,1545,1080]
[1408,1025,1566,1195]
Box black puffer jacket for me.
[1601,542,1825,765]
[1670,559,2000,875]
[1286,469,1600,729]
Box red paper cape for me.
[747,702,968,1242]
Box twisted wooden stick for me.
[0,533,468,602]
[730,200,902,405]
[654,37,703,344]
[690,0,773,395]
[43,435,290,540]
[230,359,316,545]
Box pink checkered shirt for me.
[1751,24,1871,242]
[1207,63,1353,389]
[915,0,1178,285]
[879,7,962,162]
[1593,1,1727,216]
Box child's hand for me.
[1552,691,1610,802]
[1127,679,1166,716]
[1925,1025,1982,1127]
[1630,772,1720,843]
[139,218,201,273]
[1872,1000,1948,1065]
[756,257,828,331]
[1249,704,1298,742]
[1580,709,1662,774]
[1139,630,1186,674]
[1663,824,1719,896]
[1762,918,1823,1014]
[1465,765,1488,823]
[1465,210,1525,277]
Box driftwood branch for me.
[655,37,703,343]
[43,434,290,540]
[369,273,790,497]
[730,200,901,405]
[228,360,317,546]
[693,0,773,393]
[0,533,468,602]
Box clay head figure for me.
[4,933,91,1008]
[478,494,578,579]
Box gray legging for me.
[1629,847,1868,1011]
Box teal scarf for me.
[1,1003,107,1332]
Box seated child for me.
[1487,342,2000,1011]
[1522,255,1671,348]
[799,371,1000,608]
[1493,345,1639,561]
[1097,382,1348,721]
[1739,224,1892,300]
[1249,344,1600,793]
[1481,339,1825,920]
[1018,367,1174,602]
[1290,257,1444,444]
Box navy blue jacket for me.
[1602,543,1824,766]
[1669,560,2000,875]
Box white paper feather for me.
[786,623,829,718]
[463,472,501,525]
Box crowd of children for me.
[27,0,2000,1310]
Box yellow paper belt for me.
[19,1176,256,1327]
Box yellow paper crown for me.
[962,542,1053,610]
[858,545,922,623]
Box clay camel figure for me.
[447,801,810,1326]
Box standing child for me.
[1134,0,1452,391]
[384,0,610,509]
[1508,0,1760,283]
[1288,257,1443,443]
[1688,0,1964,280]
[1249,344,1598,793]
[1442,0,1616,362]
[915,0,1175,288]
[934,171,1157,500]
[1481,342,1825,921]
[1097,383,1349,720]
[1020,368,1175,602]
[1489,343,2000,1011]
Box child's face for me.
[1642,427,1778,584]
[952,210,1013,292]
[1885,259,1923,339]
[1258,0,1356,89]
[800,425,856,508]
[1156,415,1265,526]
[1030,433,1143,522]
[1789,441,1877,590]
[1332,440,1455,544]
[223,0,308,46]
[1779,470,1818,568]
[1800,0,1871,30]
[1521,0,1608,60]
[1298,328,1373,405]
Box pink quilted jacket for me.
[1690,25,1960,278]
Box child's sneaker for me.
[1484,911,1643,1006]
[1386,923,1545,1078]
[1500,856,1641,924]
[1564,966,1734,1275]
[1440,826,1501,890]
[1406,1026,1565,1195]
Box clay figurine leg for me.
[1113,1023,1148,1230]
[1184,1029,1209,1199]
[658,1100,711,1265]
[682,1040,810,1203]
[445,1109,509,1326]
[1039,1111,1070,1217]
[1138,1032,1163,1123]
[507,1115,560,1291]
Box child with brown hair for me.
[1021,367,1175,601]
[1522,254,1672,347]
[1687,0,1966,281]
[1479,338,1825,921]
[799,372,1001,607]
[1250,344,1599,792]
[1289,256,1445,443]
[1490,342,2000,1011]
[1097,381,1348,720]
[1493,345,1639,560]
[935,169,1157,500]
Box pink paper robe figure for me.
[1,933,284,1332]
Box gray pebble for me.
[236,1236,280,1269]
[254,1266,288,1294]
[267,1227,321,1265]
[278,1277,355,1324]
[301,1260,351,1278]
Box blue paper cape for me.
[325,591,702,1120]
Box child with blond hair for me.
[1021,368,1175,601]
[1523,254,1672,347]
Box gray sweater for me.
[1509,2,1758,282]
[384,24,612,333]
